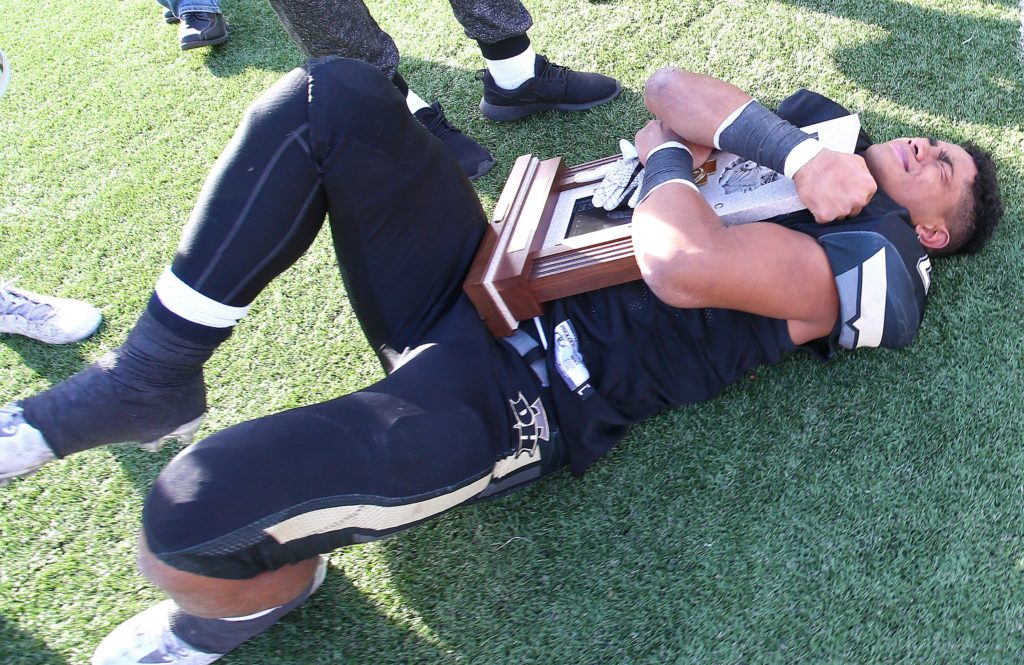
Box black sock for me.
[169,559,326,655]
[476,34,530,61]
[22,307,220,456]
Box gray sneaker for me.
[92,558,329,664]
[92,600,225,665]
[0,279,102,344]
[0,404,56,484]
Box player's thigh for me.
[305,57,488,350]
[142,343,511,579]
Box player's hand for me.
[635,120,682,165]
[634,119,713,169]
[592,139,644,211]
[792,148,877,223]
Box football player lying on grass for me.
[0,59,1002,663]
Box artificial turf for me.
[1,0,1022,662]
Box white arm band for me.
[783,138,825,178]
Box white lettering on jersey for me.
[850,248,888,348]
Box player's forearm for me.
[633,185,727,309]
[633,185,840,341]
[644,66,821,179]
[644,67,752,148]
[630,138,725,307]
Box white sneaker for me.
[0,278,102,344]
[92,600,225,665]
[92,557,329,664]
[0,404,56,484]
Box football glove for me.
[591,140,645,210]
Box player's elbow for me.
[634,238,706,309]
[644,66,691,118]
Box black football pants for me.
[143,58,562,579]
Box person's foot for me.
[414,102,495,180]
[19,311,210,458]
[0,404,56,485]
[178,12,228,50]
[0,279,102,344]
[92,600,225,665]
[20,353,206,457]
[479,55,621,122]
[92,558,329,664]
[163,8,179,24]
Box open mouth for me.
[891,143,909,172]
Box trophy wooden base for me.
[463,154,638,338]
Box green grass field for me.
[1,0,1022,662]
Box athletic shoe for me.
[92,601,224,665]
[479,55,621,122]
[178,12,228,50]
[414,102,496,180]
[92,558,329,664]
[0,279,102,344]
[19,311,210,457]
[0,404,56,485]
[164,8,179,24]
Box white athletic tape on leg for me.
[713,100,753,150]
[155,269,250,329]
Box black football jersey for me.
[545,89,930,474]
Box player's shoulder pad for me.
[816,216,931,350]
[776,89,851,126]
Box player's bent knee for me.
[308,56,402,110]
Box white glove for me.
[591,140,645,211]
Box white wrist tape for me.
[713,100,753,150]
[644,140,691,161]
[714,100,812,175]
[783,138,824,178]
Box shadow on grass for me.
[233,570,453,663]
[1,336,93,388]
[778,0,1021,127]
[0,615,66,665]
[185,0,304,79]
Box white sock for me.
[405,89,429,114]
[485,46,537,90]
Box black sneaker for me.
[479,55,621,122]
[414,102,496,180]
[163,8,178,24]
[178,11,229,50]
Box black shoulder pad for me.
[775,89,873,152]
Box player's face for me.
[863,138,977,234]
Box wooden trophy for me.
[463,153,722,338]
[463,113,860,337]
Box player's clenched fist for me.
[793,149,877,223]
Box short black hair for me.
[943,142,1002,256]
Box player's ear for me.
[914,223,950,252]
